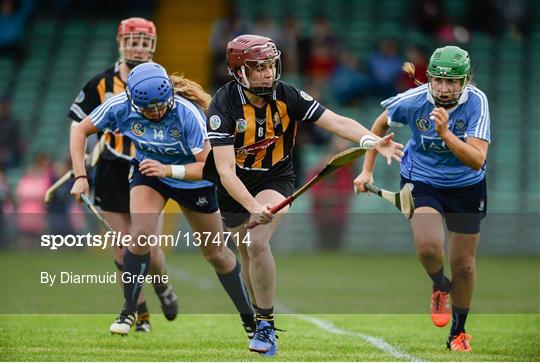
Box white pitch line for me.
[168,266,425,362]
[295,314,425,362]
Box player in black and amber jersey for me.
[206,34,404,357]
[67,17,177,332]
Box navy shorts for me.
[401,177,487,234]
[218,176,295,229]
[129,161,218,214]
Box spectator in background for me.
[466,0,503,37]
[252,14,282,46]
[209,3,249,91]
[309,137,356,250]
[47,159,75,235]
[411,0,445,35]
[0,95,24,170]
[15,153,52,249]
[0,168,15,247]
[0,0,35,63]
[367,38,403,98]
[400,45,429,91]
[329,49,370,105]
[499,0,530,39]
[304,16,338,82]
[281,16,301,74]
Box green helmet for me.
[427,46,471,107]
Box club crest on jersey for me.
[195,196,208,207]
[455,119,466,130]
[300,90,313,101]
[131,122,146,137]
[236,118,247,133]
[170,127,181,139]
[75,91,85,103]
[273,112,281,126]
[416,118,431,132]
[209,115,221,130]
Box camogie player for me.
[205,34,404,356]
[70,63,255,336]
[354,46,490,352]
[68,17,177,331]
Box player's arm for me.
[314,109,403,165]
[213,145,273,224]
[70,116,100,201]
[138,140,211,180]
[353,110,392,193]
[431,107,489,171]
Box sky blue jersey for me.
[89,92,212,189]
[381,84,491,188]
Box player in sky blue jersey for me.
[354,46,490,352]
[70,63,255,337]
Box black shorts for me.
[129,163,218,214]
[94,159,130,213]
[219,161,296,228]
[401,177,487,234]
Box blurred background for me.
[0,0,538,255]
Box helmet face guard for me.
[117,18,157,68]
[126,63,174,122]
[427,46,470,108]
[227,35,281,96]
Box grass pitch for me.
[1,251,539,361]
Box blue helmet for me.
[126,62,174,121]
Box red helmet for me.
[226,34,281,96]
[117,17,157,68]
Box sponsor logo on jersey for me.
[209,115,221,130]
[416,117,431,131]
[236,136,279,155]
[236,118,247,133]
[195,196,208,207]
[170,127,181,139]
[131,122,146,137]
[75,91,85,103]
[300,90,314,101]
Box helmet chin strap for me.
[239,66,273,97]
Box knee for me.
[246,238,271,260]
[451,260,475,280]
[203,248,229,269]
[416,240,443,261]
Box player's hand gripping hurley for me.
[44,135,106,202]
[247,147,368,229]
[79,193,114,233]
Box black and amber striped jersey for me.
[68,62,135,163]
[206,81,326,178]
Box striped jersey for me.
[68,62,135,163]
[89,92,212,190]
[206,80,325,176]
[382,83,491,188]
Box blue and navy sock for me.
[216,260,255,325]
[123,249,150,312]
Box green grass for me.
[1,252,539,360]
[1,314,539,361]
